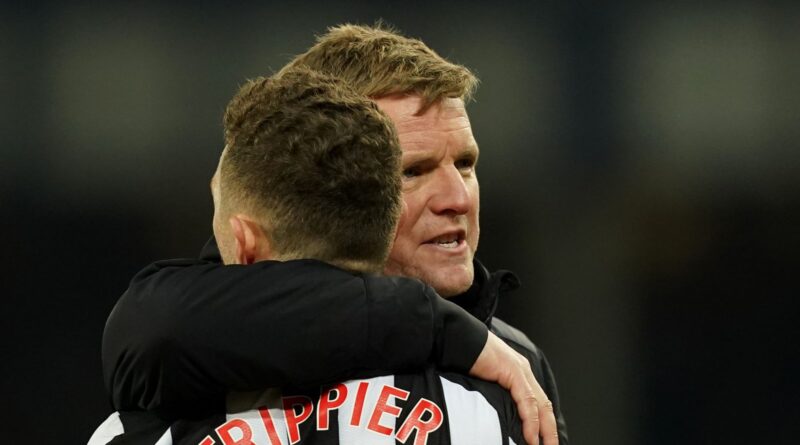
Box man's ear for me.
[228,215,272,264]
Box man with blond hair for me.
[101,24,567,445]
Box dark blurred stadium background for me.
[2,1,798,443]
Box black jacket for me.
[454,261,569,443]
[102,238,568,443]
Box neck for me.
[272,252,380,274]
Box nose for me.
[428,165,474,216]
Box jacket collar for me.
[200,236,222,262]
[450,259,520,326]
[199,237,519,326]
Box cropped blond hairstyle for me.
[279,23,479,112]
[221,68,402,270]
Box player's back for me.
[90,369,523,445]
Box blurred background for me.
[2,1,798,443]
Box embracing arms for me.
[103,241,561,444]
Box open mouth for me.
[425,230,466,249]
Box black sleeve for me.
[537,351,569,445]
[490,318,569,445]
[102,255,488,418]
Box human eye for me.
[455,156,476,173]
[402,164,423,179]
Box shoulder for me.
[361,274,435,304]
[490,317,542,358]
[489,319,571,444]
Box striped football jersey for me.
[90,370,523,445]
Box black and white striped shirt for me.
[90,370,523,445]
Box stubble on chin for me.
[413,263,474,298]
[383,252,474,297]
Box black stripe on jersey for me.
[394,368,450,445]
[169,412,226,445]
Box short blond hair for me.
[221,68,402,270]
[279,23,479,112]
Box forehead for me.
[376,96,470,130]
[374,96,477,155]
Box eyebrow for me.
[401,144,479,163]
[460,144,479,157]
[454,144,480,164]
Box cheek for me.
[469,182,480,246]
[391,210,414,256]
[391,195,427,264]
[470,178,480,210]
[397,192,424,238]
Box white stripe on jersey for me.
[87,412,124,445]
[87,413,174,445]
[337,375,396,445]
[154,428,173,445]
[224,376,399,445]
[440,376,502,444]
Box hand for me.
[469,332,558,445]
